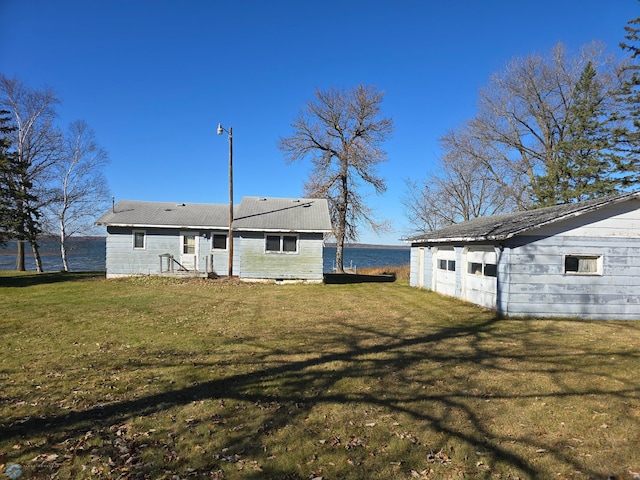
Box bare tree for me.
[408,42,627,228]
[43,120,110,271]
[403,125,512,234]
[0,75,61,271]
[467,42,623,209]
[279,85,393,272]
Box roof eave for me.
[410,235,510,245]
[96,222,228,229]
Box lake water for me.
[0,238,410,273]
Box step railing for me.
[159,253,189,273]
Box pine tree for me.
[534,60,637,207]
[0,110,18,246]
[0,110,40,248]
[610,15,640,186]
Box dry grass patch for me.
[1,271,639,479]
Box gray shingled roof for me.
[95,200,230,228]
[96,196,332,233]
[408,191,639,244]
[234,196,332,232]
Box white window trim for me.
[466,261,497,277]
[564,254,603,276]
[211,233,228,251]
[265,233,299,254]
[133,230,146,250]
[180,232,198,255]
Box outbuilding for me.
[96,196,332,282]
[409,192,640,320]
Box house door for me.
[180,232,198,271]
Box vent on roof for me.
[292,199,300,203]
[177,203,186,206]
[165,208,173,212]
[259,198,267,201]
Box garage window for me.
[565,255,602,275]
[468,261,497,277]
[438,259,455,271]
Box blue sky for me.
[1,0,638,245]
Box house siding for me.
[236,232,325,281]
[105,227,230,278]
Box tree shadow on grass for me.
[323,272,396,284]
[1,315,638,479]
[0,271,105,287]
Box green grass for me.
[1,270,640,479]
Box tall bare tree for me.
[408,42,629,229]
[473,42,628,208]
[0,75,61,271]
[279,85,393,272]
[43,120,110,271]
[403,125,513,234]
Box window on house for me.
[265,234,298,253]
[212,234,227,250]
[565,255,601,275]
[183,235,196,254]
[283,235,297,252]
[133,231,145,249]
[438,259,447,270]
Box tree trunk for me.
[335,231,345,274]
[32,241,43,272]
[60,222,69,272]
[16,240,25,271]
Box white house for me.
[96,196,332,282]
[409,192,640,320]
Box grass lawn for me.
[1,270,639,479]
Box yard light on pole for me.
[217,123,233,278]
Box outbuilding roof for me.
[408,191,640,244]
[96,196,332,233]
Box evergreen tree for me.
[0,110,40,249]
[610,15,640,185]
[533,58,635,206]
[0,110,18,246]
[534,62,623,206]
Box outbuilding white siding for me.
[409,193,640,320]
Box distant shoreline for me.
[325,243,409,250]
[3,237,411,250]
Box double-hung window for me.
[183,234,196,254]
[265,234,298,253]
[133,230,146,249]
